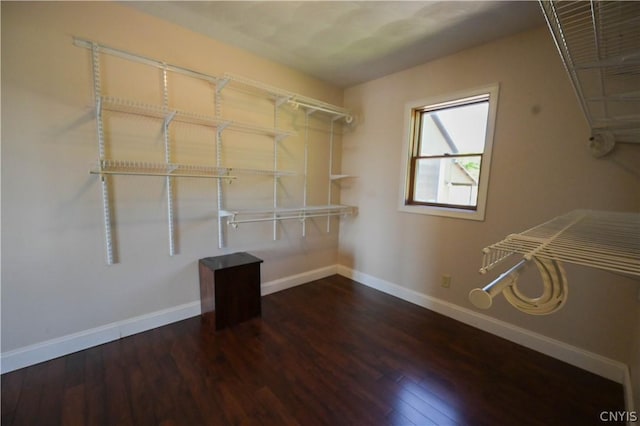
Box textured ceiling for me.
[128,1,545,87]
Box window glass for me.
[413,156,482,207]
[418,101,489,156]
[399,85,498,220]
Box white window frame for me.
[398,84,499,221]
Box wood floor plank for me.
[1,367,25,425]
[394,376,460,425]
[102,342,135,426]
[9,362,50,425]
[83,345,107,426]
[253,386,301,426]
[1,275,625,425]
[61,384,85,426]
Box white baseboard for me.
[0,265,338,374]
[337,265,633,406]
[261,265,338,296]
[1,301,201,374]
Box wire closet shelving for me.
[469,210,640,315]
[539,0,640,156]
[74,37,356,264]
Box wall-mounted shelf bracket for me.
[216,78,230,95]
[275,95,291,109]
[164,110,177,126]
[95,96,103,117]
[330,174,355,181]
[217,121,231,135]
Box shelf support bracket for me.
[91,43,116,265]
[162,66,177,257]
[216,78,230,95]
[275,95,290,109]
[164,110,177,127]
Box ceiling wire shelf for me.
[540,0,640,156]
[469,210,639,315]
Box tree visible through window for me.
[400,85,498,220]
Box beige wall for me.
[339,25,640,373]
[1,2,343,352]
[2,2,639,407]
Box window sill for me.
[398,203,486,221]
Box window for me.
[399,85,499,220]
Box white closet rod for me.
[227,211,351,227]
[469,259,528,310]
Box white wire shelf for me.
[74,37,221,85]
[76,36,353,126]
[540,1,640,154]
[78,36,359,260]
[221,73,354,124]
[219,205,357,227]
[480,210,640,277]
[90,159,236,179]
[91,161,295,179]
[470,210,639,314]
[100,96,296,140]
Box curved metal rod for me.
[503,257,567,315]
[469,257,568,315]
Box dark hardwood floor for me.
[2,275,625,425]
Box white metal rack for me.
[220,205,357,228]
[469,210,640,314]
[75,37,356,263]
[213,73,356,245]
[100,96,296,141]
[539,1,640,156]
[89,159,236,180]
[221,73,354,123]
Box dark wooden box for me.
[198,252,263,330]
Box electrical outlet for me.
[441,274,451,288]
